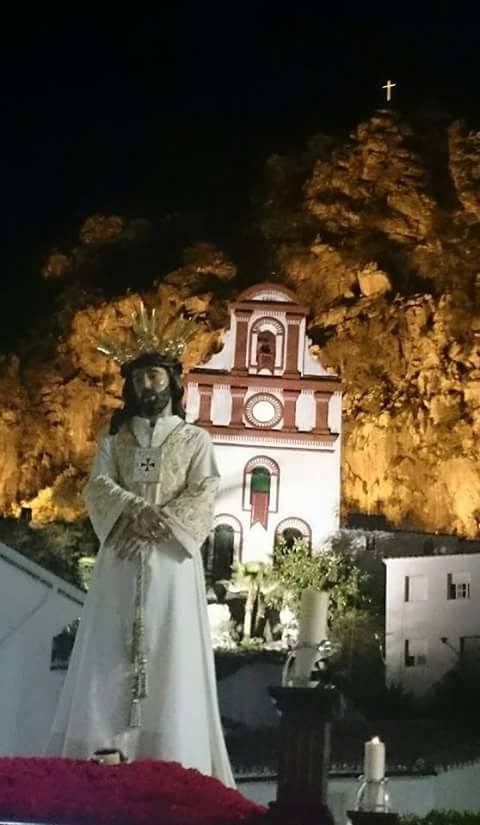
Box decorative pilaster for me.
[313,391,331,433]
[230,386,247,426]
[284,315,302,377]
[232,312,251,374]
[197,384,213,425]
[282,389,300,431]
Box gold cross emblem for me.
[132,449,161,482]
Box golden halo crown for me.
[96,301,197,365]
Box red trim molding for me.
[235,282,300,303]
[232,312,252,374]
[206,424,338,446]
[284,317,301,377]
[282,389,300,431]
[186,373,342,393]
[230,387,247,425]
[233,299,310,315]
[197,384,213,425]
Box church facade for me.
[184,283,342,582]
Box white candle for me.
[364,736,385,782]
[298,589,329,644]
[294,589,329,682]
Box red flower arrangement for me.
[0,757,267,825]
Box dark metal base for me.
[269,800,335,825]
[347,812,400,825]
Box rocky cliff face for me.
[3,110,480,536]
[0,240,233,523]
[257,109,480,536]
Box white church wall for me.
[384,554,480,696]
[185,282,342,573]
[302,331,330,377]
[185,382,200,422]
[295,391,315,431]
[199,326,236,372]
[295,388,341,433]
[0,542,84,756]
[213,441,340,561]
[211,385,232,426]
[214,443,277,562]
[329,391,343,435]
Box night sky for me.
[3,17,480,337]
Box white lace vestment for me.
[45,415,234,788]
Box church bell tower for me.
[184,283,342,580]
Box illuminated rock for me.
[3,110,480,540]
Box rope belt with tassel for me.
[129,548,148,728]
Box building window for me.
[250,467,271,528]
[201,537,212,579]
[404,575,428,602]
[282,527,303,548]
[244,392,283,428]
[203,515,243,586]
[404,639,428,668]
[256,331,276,373]
[248,316,285,372]
[275,517,312,550]
[212,524,235,581]
[243,456,280,528]
[447,572,471,600]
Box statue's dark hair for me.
[109,351,185,435]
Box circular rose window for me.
[245,393,283,428]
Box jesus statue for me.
[45,346,234,787]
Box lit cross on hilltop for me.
[382,79,397,103]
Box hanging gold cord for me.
[129,549,148,728]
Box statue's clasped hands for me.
[117,504,172,560]
[136,505,171,542]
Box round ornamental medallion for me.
[244,393,283,428]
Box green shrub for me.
[271,536,369,618]
[401,812,480,824]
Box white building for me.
[184,282,342,578]
[0,541,85,755]
[384,552,480,696]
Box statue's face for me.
[131,365,171,417]
[132,365,169,396]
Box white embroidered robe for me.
[45,414,234,788]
